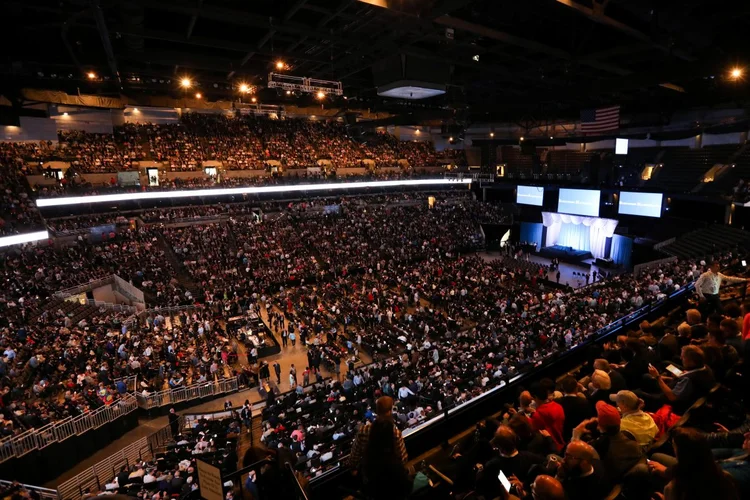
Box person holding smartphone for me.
[636,345,716,413]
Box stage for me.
[478,252,624,289]
[538,244,593,264]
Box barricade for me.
[56,436,152,500]
[0,394,138,466]
[0,480,59,500]
[136,377,240,410]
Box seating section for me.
[659,224,750,258]
[649,145,737,192]
[547,150,597,175]
[1,114,465,175]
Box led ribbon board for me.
[36,179,472,207]
[0,230,50,248]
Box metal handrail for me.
[0,480,59,500]
[135,377,240,409]
[0,394,139,465]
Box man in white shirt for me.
[695,261,747,313]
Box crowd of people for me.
[282,254,750,500]
[1,114,466,177]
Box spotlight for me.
[286,90,291,95]
[490,132,494,138]
[415,129,420,135]
[239,83,250,93]
[276,61,286,70]
[195,93,202,99]
[550,136,553,139]
[251,97,257,103]
[520,137,524,141]
[133,108,139,113]
[730,67,743,80]
[449,136,454,141]
[87,72,97,80]
[316,91,325,100]
[62,112,69,117]
[180,77,192,88]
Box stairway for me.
[221,220,239,255]
[153,232,201,297]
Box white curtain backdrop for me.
[541,212,619,259]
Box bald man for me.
[556,441,611,500]
[531,475,565,500]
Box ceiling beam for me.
[90,0,122,87]
[433,15,631,76]
[109,26,334,66]
[186,0,203,39]
[128,0,366,47]
[554,0,695,61]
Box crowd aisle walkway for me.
[45,300,373,489]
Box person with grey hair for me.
[610,390,658,447]
[586,369,612,406]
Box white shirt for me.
[398,387,414,399]
[695,270,745,297]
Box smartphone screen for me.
[743,260,747,267]
[498,470,511,493]
[666,364,683,377]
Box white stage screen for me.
[618,191,663,218]
[516,185,544,206]
[557,188,601,217]
[615,138,629,155]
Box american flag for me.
[580,106,620,133]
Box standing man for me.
[273,361,281,385]
[281,329,288,347]
[168,407,180,438]
[695,261,747,313]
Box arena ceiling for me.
[2,0,750,121]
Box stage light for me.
[520,136,524,141]
[195,93,202,99]
[62,112,69,117]
[415,129,420,135]
[286,90,291,95]
[249,97,257,103]
[133,108,139,113]
[239,83,250,93]
[449,136,454,141]
[180,78,192,89]
[550,136,554,139]
[316,91,325,99]
[730,67,743,80]
[36,179,473,207]
[276,61,286,70]
[490,132,494,137]
[87,72,97,80]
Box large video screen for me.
[557,188,601,217]
[618,191,663,218]
[516,185,544,206]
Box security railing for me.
[56,436,152,500]
[0,394,138,465]
[0,480,59,500]
[135,377,240,410]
